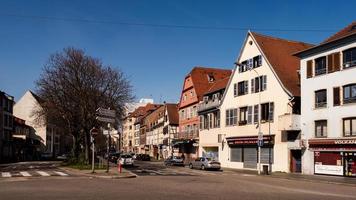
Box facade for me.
[219,32,312,173]
[198,77,230,161]
[0,91,14,163]
[176,67,231,163]
[295,22,356,177]
[163,104,179,158]
[144,105,165,159]
[13,91,65,157]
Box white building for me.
[295,22,356,177]
[13,91,63,156]
[219,31,312,173]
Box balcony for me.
[198,100,220,113]
[176,131,199,140]
[278,114,301,131]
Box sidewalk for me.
[222,167,356,186]
[61,166,137,179]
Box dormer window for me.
[208,74,215,82]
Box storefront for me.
[309,138,356,177]
[226,135,275,170]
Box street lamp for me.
[236,62,263,175]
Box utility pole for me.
[90,127,98,174]
[106,123,111,173]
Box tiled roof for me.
[322,21,356,44]
[204,76,231,95]
[165,103,179,125]
[189,66,232,100]
[251,32,314,96]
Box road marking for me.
[36,171,50,176]
[54,171,68,176]
[20,171,32,177]
[1,172,11,178]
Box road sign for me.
[96,108,116,118]
[96,116,116,123]
[258,139,263,147]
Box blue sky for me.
[0,0,355,103]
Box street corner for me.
[60,166,137,179]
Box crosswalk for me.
[1,171,70,178]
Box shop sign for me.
[314,164,343,176]
[334,140,356,144]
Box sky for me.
[0,0,355,103]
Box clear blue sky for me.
[0,0,355,103]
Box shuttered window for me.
[333,87,340,106]
[247,106,253,124]
[251,79,255,93]
[233,83,237,97]
[230,147,243,162]
[254,105,259,124]
[306,60,313,78]
[327,52,341,73]
[268,102,274,121]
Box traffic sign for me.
[96,116,116,123]
[258,139,263,147]
[96,108,116,118]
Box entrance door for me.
[344,152,356,177]
[243,147,257,169]
[290,150,302,173]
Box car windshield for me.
[121,155,132,158]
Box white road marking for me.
[54,171,68,176]
[20,171,32,177]
[36,171,50,176]
[1,172,11,178]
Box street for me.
[0,161,356,200]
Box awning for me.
[309,138,356,150]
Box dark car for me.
[108,152,121,163]
[164,156,184,166]
[136,154,151,161]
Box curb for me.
[60,167,138,179]
[269,175,356,187]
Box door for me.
[290,150,301,173]
[243,147,257,169]
[344,152,356,177]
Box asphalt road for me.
[0,161,356,200]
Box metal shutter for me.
[261,147,274,164]
[230,147,242,162]
[243,147,257,169]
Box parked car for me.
[164,156,184,166]
[136,154,151,161]
[108,152,121,163]
[188,157,221,170]
[118,154,134,166]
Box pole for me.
[258,86,262,175]
[106,123,111,173]
[91,134,95,173]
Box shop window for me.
[314,56,327,76]
[315,89,327,108]
[315,120,327,138]
[343,84,356,104]
[343,47,356,69]
[343,118,356,136]
[230,147,243,162]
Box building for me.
[12,116,41,161]
[198,77,230,161]
[219,31,312,173]
[163,103,179,158]
[176,67,232,163]
[144,105,165,159]
[0,91,14,163]
[295,21,356,177]
[13,90,67,157]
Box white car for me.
[118,154,134,166]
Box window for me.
[315,120,327,138]
[261,102,274,122]
[343,118,356,136]
[306,60,313,78]
[247,106,253,124]
[237,81,248,96]
[208,74,215,82]
[253,55,262,68]
[239,61,247,73]
[333,87,340,106]
[226,109,238,126]
[247,59,253,70]
[204,114,209,129]
[343,48,356,69]
[343,84,356,104]
[233,83,238,97]
[315,56,327,76]
[327,52,341,73]
[208,113,213,129]
[315,89,327,108]
[239,107,248,125]
[215,111,220,128]
[199,116,204,130]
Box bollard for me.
[118,162,122,173]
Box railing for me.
[278,114,301,131]
[198,100,220,112]
[177,131,199,140]
[315,68,327,76]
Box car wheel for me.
[189,163,193,169]
[201,165,205,170]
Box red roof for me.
[251,32,314,96]
[188,67,232,100]
[204,76,231,95]
[165,103,179,125]
[322,21,356,44]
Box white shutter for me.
[244,80,248,94]
[262,75,267,91]
[234,83,237,96]
[258,55,262,66]
[251,79,255,93]
[247,106,253,124]
[269,102,274,121]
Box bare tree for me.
[35,47,133,162]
